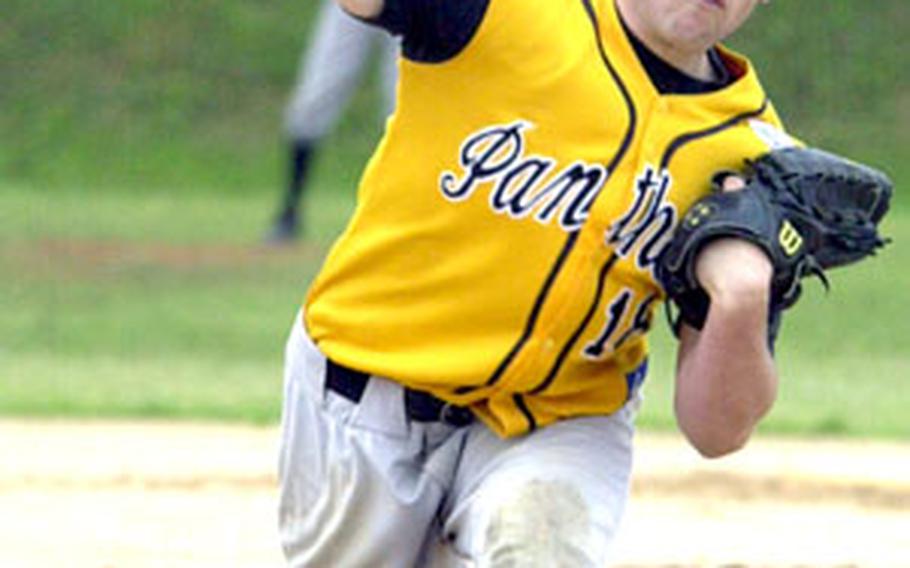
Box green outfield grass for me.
[0,184,344,423]
[1,185,908,437]
[2,1,907,437]
[3,1,907,194]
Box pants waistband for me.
[325,359,474,427]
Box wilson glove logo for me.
[778,220,804,256]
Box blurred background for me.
[1,0,908,437]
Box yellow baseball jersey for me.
[305,0,795,437]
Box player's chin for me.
[670,12,724,45]
[671,24,722,53]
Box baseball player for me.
[265,0,399,242]
[276,0,889,566]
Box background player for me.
[278,0,797,566]
[265,0,399,243]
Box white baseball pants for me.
[277,313,640,567]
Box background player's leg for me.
[267,1,380,242]
[377,32,400,121]
[426,400,640,567]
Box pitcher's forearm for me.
[674,285,778,458]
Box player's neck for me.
[646,43,714,82]
[616,1,717,82]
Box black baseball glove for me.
[655,146,893,345]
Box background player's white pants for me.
[284,0,399,142]
[278,313,640,567]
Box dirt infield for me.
[1,420,908,567]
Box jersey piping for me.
[528,101,774,401]
[529,251,621,394]
[660,99,770,170]
[513,393,537,431]
[474,0,639,394]
[455,231,580,395]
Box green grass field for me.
[3,1,907,193]
[2,184,908,437]
[2,1,908,438]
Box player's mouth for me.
[701,0,726,9]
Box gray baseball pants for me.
[277,312,640,567]
[284,0,399,142]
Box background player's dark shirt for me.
[368,0,733,93]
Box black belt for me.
[325,359,474,427]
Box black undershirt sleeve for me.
[364,0,490,63]
[358,0,731,90]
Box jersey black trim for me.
[513,394,538,432]
[523,0,638,393]
[465,0,637,395]
[581,0,638,176]
[530,252,619,394]
[456,231,578,395]
[468,232,578,391]
[659,99,770,170]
